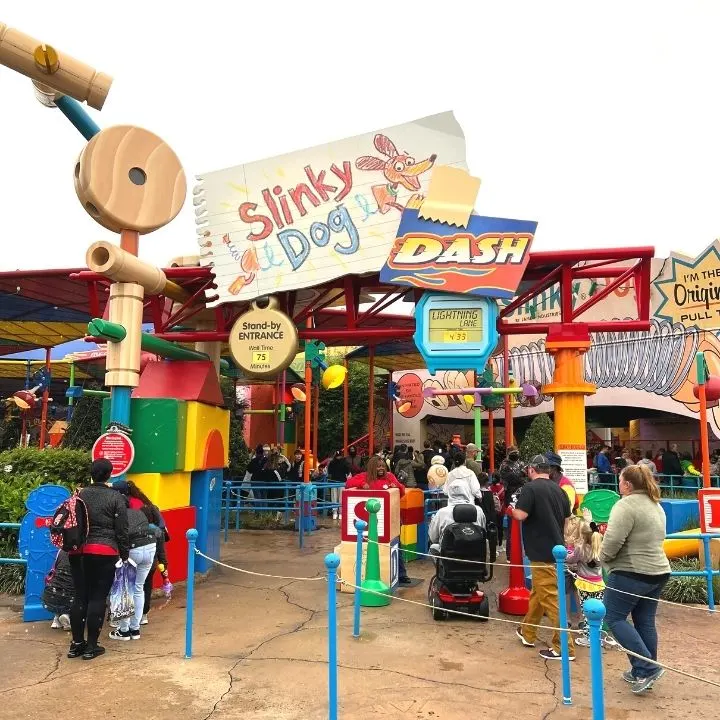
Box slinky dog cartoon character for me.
[355,134,436,214]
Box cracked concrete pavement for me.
[1,528,718,719]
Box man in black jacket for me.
[68,459,129,661]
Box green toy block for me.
[401,542,418,563]
[102,398,187,473]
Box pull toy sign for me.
[656,239,720,329]
[194,111,468,306]
[380,209,536,298]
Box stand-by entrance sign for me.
[92,431,135,477]
[699,488,720,533]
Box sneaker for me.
[50,617,61,629]
[67,641,86,659]
[516,629,535,648]
[574,636,591,647]
[58,614,71,631]
[399,577,412,586]
[631,668,665,694]
[539,649,575,661]
[109,629,132,641]
[622,670,638,684]
[140,614,149,626]
[82,645,106,661]
[130,629,140,640]
[109,620,120,629]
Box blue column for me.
[325,553,341,720]
[185,529,198,659]
[55,95,101,140]
[553,544,572,705]
[584,598,606,720]
[702,535,716,611]
[109,386,132,483]
[353,519,367,638]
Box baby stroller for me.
[428,504,497,621]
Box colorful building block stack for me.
[103,360,229,580]
[400,488,425,563]
[334,488,400,593]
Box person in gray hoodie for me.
[600,463,670,694]
[429,479,486,549]
[443,452,482,502]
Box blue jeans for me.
[120,544,156,632]
[604,572,668,678]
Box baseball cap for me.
[466,443,478,452]
[545,451,563,468]
[529,454,550,468]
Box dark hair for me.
[645,450,653,460]
[478,471,489,486]
[140,505,155,523]
[349,446,357,454]
[255,444,264,456]
[127,480,153,507]
[453,452,466,467]
[424,440,431,448]
[90,458,113,484]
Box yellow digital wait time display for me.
[428,308,483,344]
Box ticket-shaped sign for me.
[341,488,400,543]
[699,488,720,533]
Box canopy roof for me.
[346,340,424,372]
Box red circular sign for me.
[92,432,135,477]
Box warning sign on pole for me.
[557,445,589,495]
[92,431,135,477]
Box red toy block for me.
[152,505,197,588]
[400,506,425,525]
[341,489,400,543]
[134,360,224,407]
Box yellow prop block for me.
[333,539,398,594]
[128,471,191,511]
[400,523,418,546]
[663,529,700,559]
[183,401,230,471]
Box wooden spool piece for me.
[75,125,186,234]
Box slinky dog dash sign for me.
[228,298,298,378]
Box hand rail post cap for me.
[186,528,199,541]
[324,552,341,569]
[583,597,606,621]
[365,499,381,513]
[354,519,368,531]
[552,544,568,560]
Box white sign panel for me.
[195,112,467,305]
[557,446,589,495]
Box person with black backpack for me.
[67,458,129,660]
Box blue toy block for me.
[660,499,700,534]
[416,521,428,555]
[190,468,224,574]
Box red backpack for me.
[50,493,89,552]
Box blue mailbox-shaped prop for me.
[19,484,70,622]
[414,293,499,374]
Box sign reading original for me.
[229,297,298,378]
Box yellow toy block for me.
[127,471,191,511]
[183,401,230,471]
[334,538,399,594]
[400,523,417,546]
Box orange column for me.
[368,347,375,456]
[543,327,596,499]
[38,346,51,450]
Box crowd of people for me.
[44,458,170,661]
[589,442,718,481]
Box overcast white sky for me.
[1,1,719,271]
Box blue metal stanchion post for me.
[185,529,198,659]
[552,544,572,705]
[584,598,606,720]
[223,482,230,543]
[702,535,716,611]
[325,553,341,720]
[353,519,367,638]
[298,484,305,550]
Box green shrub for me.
[0,537,25,595]
[519,413,555,461]
[662,558,720,605]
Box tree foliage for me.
[63,388,104,450]
[519,413,555,461]
[316,355,385,460]
[221,377,251,477]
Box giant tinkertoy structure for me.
[0,22,229,579]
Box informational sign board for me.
[380,209,536,298]
[699,488,720,533]
[195,112,467,305]
[228,298,298,378]
[92,431,135,477]
[657,240,720,329]
[557,445,589,495]
[414,293,499,374]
